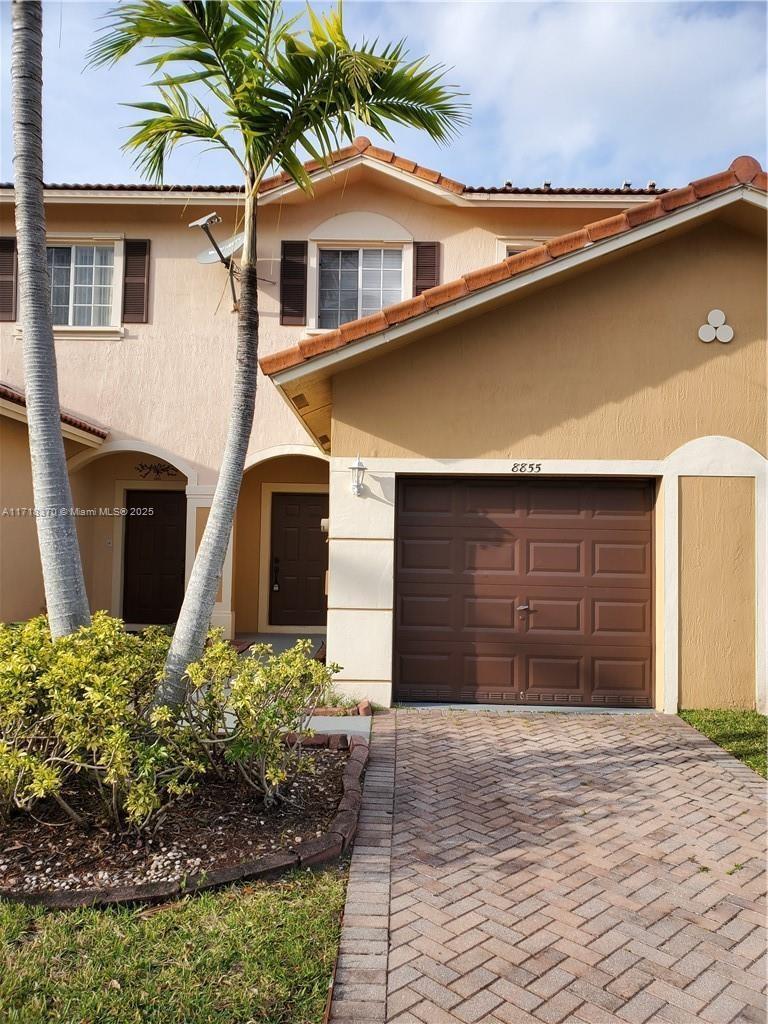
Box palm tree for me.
[11,0,91,637]
[90,0,467,707]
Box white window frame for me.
[495,237,549,261]
[306,240,413,333]
[44,233,125,340]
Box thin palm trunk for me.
[11,0,90,638]
[159,191,259,706]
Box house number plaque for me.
[510,462,542,473]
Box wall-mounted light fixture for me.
[350,455,367,496]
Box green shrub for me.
[0,617,59,818]
[0,617,341,831]
[188,635,340,806]
[0,614,203,831]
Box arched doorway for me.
[233,450,329,640]
[68,448,189,626]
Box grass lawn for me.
[0,867,346,1024]
[680,709,767,778]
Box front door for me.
[269,491,329,626]
[122,489,186,625]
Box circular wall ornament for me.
[698,324,716,343]
[698,310,734,344]
[707,309,726,328]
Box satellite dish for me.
[196,231,245,265]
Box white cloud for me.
[345,1,767,188]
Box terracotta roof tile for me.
[383,295,428,326]
[692,170,739,199]
[339,311,389,344]
[660,185,697,211]
[546,228,591,258]
[260,156,765,379]
[0,381,108,438]
[503,246,552,274]
[422,278,470,309]
[259,348,305,376]
[463,261,512,292]
[586,213,630,242]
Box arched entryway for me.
[68,447,190,626]
[233,449,329,640]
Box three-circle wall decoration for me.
[698,309,734,344]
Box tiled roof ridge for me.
[260,155,766,378]
[0,135,668,196]
[0,381,109,439]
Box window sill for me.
[15,325,126,342]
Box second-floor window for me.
[47,244,115,326]
[318,247,403,329]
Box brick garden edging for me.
[0,735,369,911]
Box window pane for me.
[74,265,93,286]
[74,245,95,266]
[95,246,114,266]
[94,266,113,287]
[92,305,111,327]
[51,305,69,325]
[74,286,93,305]
[383,249,402,270]
[72,305,93,326]
[318,310,337,329]
[361,269,380,290]
[382,269,401,290]
[362,249,382,269]
[340,250,358,270]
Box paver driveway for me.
[331,710,767,1024]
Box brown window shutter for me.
[0,238,17,322]
[413,241,440,296]
[122,239,150,323]
[280,240,308,326]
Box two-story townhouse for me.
[1,140,765,713]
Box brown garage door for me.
[394,477,654,707]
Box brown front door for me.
[394,477,654,707]
[269,492,329,626]
[122,490,186,624]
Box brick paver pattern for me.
[331,710,766,1024]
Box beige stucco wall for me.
[679,476,755,709]
[331,220,766,460]
[233,455,328,634]
[0,176,638,485]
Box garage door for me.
[394,477,654,707]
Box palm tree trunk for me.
[159,190,259,707]
[11,0,90,638]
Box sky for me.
[0,0,765,191]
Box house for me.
[0,142,765,713]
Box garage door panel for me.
[394,478,654,707]
[527,538,585,577]
[592,595,650,641]
[525,654,585,696]
[593,538,651,582]
[523,597,584,637]
[592,654,650,697]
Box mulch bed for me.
[0,747,353,904]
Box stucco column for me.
[184,484,235,639]
[326,459,395,705]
